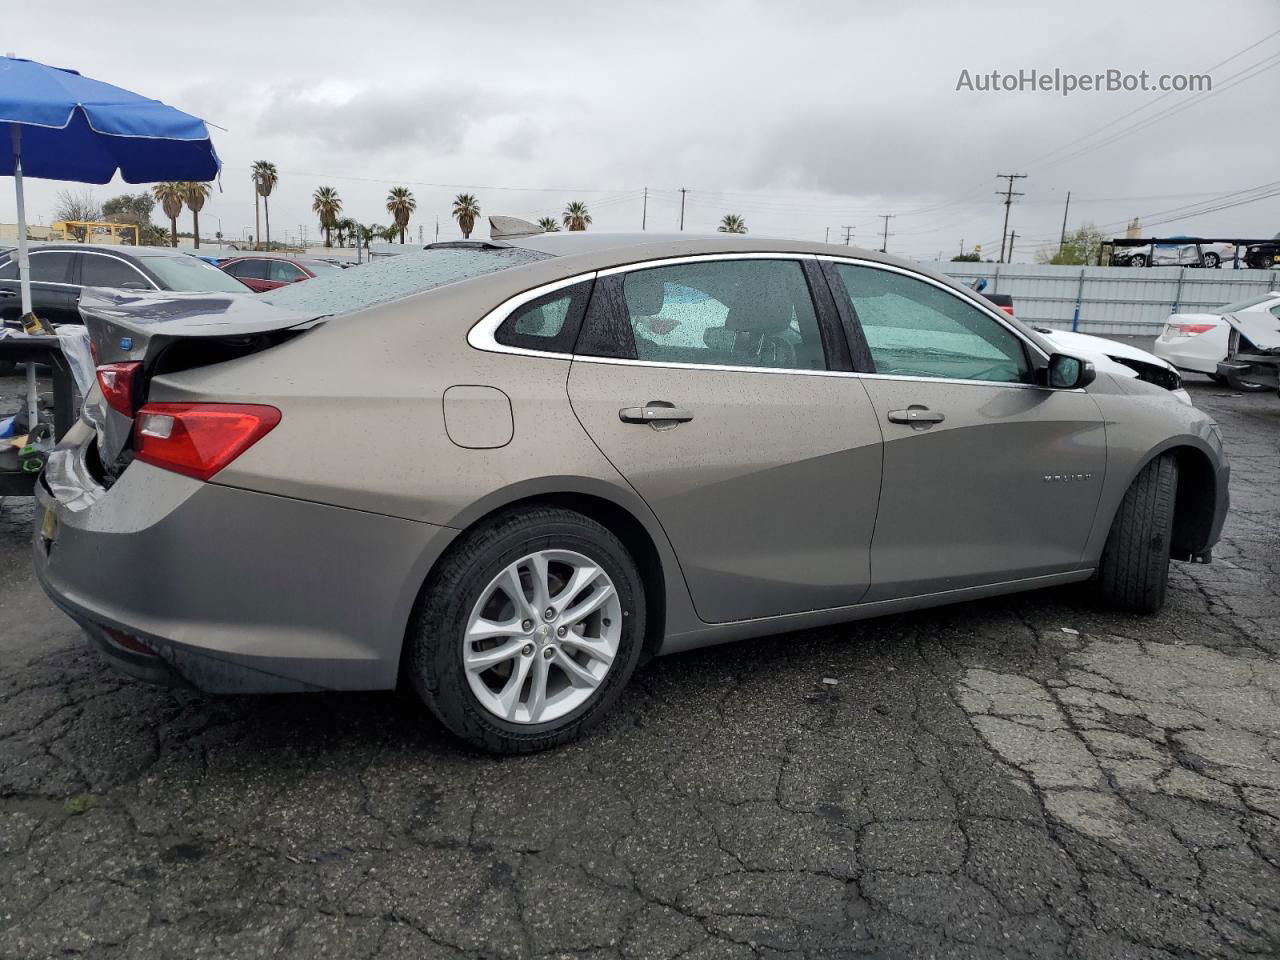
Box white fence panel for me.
[921,261,1279,335]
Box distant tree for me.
[452,193,481,239]
[151,182,186,247]
[386,187,416,243]
[536,216,561,233]
[359,223,381,248]
[311,186,342,247]
[379,224,400,242]
[718,213,747,234]
[562,201,591,232]
[182,182,212,249]
[951,252,981,262]
[53,188,99,240]
[252,161,279,250]
[101,192,155,244]
[1037,223,1106,266]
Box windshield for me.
[260,246,551,315]
[1219,294,1276,313]
[140,255,252,293]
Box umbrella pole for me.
[10,126,38,430]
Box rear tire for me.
[407,507,645,754]
[1095,454,1178,614]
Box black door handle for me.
[619,402,694,424]
[887,407,945,425]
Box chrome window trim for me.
[1,249,78,287]
[78,250,159,290]
[467,252,1065,391]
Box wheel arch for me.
[1097,437,1224,563]
[396,477,689,684]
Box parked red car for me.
[219,256,345,292]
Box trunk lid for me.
[79,288,322,474]
[1222,310,1280,353]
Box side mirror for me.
[120,280,149,290]
[1041,353,1096,389]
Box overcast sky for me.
[4,0,1279,261]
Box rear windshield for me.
[139,254,251,293]
[1218,294,1275,313]
[260,246,551,316]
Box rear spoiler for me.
[79,288,323,366]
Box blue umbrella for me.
[0,56,220,427]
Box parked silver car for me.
[35,231,1229,752]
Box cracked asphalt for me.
[1,372,1278,959]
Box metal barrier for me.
[923,261,1280,334]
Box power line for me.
[841,225,855,245]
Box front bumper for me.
[34,435,457,693]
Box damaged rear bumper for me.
[33,431,457,694]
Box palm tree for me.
[562,201,591,232]
[386,187,416,243]
[536,217,561,233]
[311,186,342,248]
[718,213,747,234]
[337,217,360,248]
[451,193,481,239]
[183,182,212,248]
[151,182,185,247]
[252,161,278,250]
[359,223,381,248]
[380,224,400,242]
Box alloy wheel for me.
[463,549,622,724]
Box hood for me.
[1037,327,1191,404]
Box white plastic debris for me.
[821,677,838,686]
[1061,627,1080,635]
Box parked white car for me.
[1036,327,1192,405]
[1153,291,1280,387]
[1113,241,1238,269]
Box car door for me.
[79,251,155,292]
[567,255,884,624]
[0,250,78,325]
[822,259,1106,601]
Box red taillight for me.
[1168,322,1216,336]
[96,361,142,416]
[999,304,1015,316]
[133,403,281,482]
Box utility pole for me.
[878,214,895,253]
[1058,190,1072,256]
[995,173,1027,263]
[824,227,829,244]
[959,238,965,257]
[435,217,439,242]
[679,188,687,231]
[1007,230,1017,262]
[642,187,648,231]
[841,225,854,246]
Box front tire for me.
[1096,454,1178,614]
[407,507,646,754]
[1203,253,1221,268]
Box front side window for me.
[834,263,1029,383]
[618,260,825,370]
[81,254,148,289]
[230,259,269,280]
[270,261,306,282]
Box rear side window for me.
[231,259,270,280]
[612,260,826,370]
[495,281,591,353]
[29,251,75,284]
